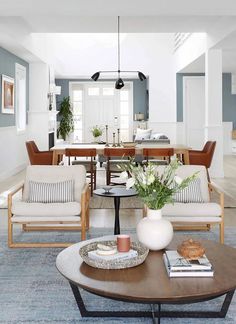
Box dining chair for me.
[142,148,174,165]
[25,141,53,165]
[104,147,136,185]
[188,141,216,182]
[65,148,97,196]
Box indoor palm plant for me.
[57,96,74,141]
[120,160,196,250]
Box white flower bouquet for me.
[120,160,197,210]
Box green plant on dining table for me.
[119,159,197,210]
[91,125,103,139]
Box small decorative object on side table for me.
[120,160,197,251]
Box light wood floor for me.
[0,156,236,231]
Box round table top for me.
[93,187,137,198]
[56,235,236,303]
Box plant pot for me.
[136,208,173,251]
[93,136,101,143]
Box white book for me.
[163,254,214,278]
[88,249,138,262]
[165,250,212,271]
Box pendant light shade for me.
[115,78,124,89]
[138,71,146,81]
[91,16,146,89]
[91,72,100,81]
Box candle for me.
[117,235,131,252]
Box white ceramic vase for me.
[136,208,173,251]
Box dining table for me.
[50,143,191,165]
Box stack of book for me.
[163,250,214,277]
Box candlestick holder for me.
[117,128,121,147]
[112,132,116,147]
[105,125,109,147]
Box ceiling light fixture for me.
[91,16,146,89]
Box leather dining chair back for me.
[189,141,216,181]
[26,141,53,165]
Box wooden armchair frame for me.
[8,183,90,248]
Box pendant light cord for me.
[118,16,120,75]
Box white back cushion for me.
[135,128,152,140]
[157,165,210,202]
[23,165,86,202]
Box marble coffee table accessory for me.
[79,240,149,269]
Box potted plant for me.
[91,125,103,143]
[57,96,74,141]
[120,160,196,250]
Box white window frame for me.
[15,63,27,134]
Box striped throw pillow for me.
[28,180,74,203]
[173,178,203,203]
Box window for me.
[71,84,83,142]
[119,87,130,141]
[15,63,26,133]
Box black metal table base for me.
[69,282,235,323]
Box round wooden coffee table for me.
[93,188,137,235]
[56,235,236,323]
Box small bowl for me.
[102,186,113,194]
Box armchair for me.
[158,165,224,243]
[26,141,53,165]
[8,165,90,248]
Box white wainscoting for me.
[0,126,28,181]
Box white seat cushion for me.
[162,202,221,217]
[12,201,81,217]
[11,215,81,223]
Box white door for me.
[183,76,205,149]
[70,82,133,143]
[84,83,118,142]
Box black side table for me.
[93,188,137,235]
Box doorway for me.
[69,81,133,143]
[183,76,205,149]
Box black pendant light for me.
[91,16,146,89]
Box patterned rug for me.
[1,227,236,323]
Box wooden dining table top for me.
[50,143,191,154]
[50,143,191,165]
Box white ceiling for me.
[1,0,236,16]
[1,0,236,74]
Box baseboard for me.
[0,163,27,182]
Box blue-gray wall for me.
[177,73,236,128]
[55,78,148,120]
[0,47,29,127]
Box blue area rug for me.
[1,228,236,323]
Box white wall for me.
[50,33,176,124]
[0,126,28,181]
[174,33,206,73]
